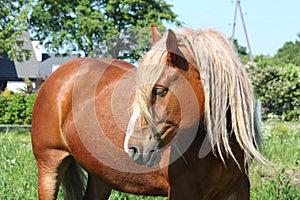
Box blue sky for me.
[168,0,300,56]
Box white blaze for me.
[124,108,140,153]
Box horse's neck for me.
[170,122,207,163]
[171,119,245,168]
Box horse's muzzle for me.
[127,140,161,167]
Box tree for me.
[272,40,300,66]
[231,38,250,64]
[29,0,181,61]
[232,38,247,56]
[0,0,32,61]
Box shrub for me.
[0,95,7,124]
[247,63,300,121]
[25,93,38,124]
[0,93,37,125]
[2,93,26,124]
[282,110,300,121]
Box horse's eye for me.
[153,87,168,97]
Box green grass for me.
[0,124,299,199]
[250,123,300,199]
[0,128,38,199]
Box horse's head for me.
[124,29,205,167]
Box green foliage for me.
[269,169,299,200]
[273,124,289,135]
[255,32,300,67]
[0,129,38,199]
[263,124,300,166]
[2,93,26,124]
[249,32,300,121]
[233,39,247,56]
[273,40,300,66]
[0,95,7,124]
[0,0,32,61]
[2,88,12,98]
[25,93,38,124]
[232,38,250,64]
[250,126,300,199]
[0,93,37,125]
[29,0,181,61]
[247,60,300,120]
[251,169,300,200]
[282,110,300,121]
[248,63,299,103]
[253,54,275,67]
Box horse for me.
[31,26,267,200]
[124,27,269,199]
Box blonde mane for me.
[135,28,268,167]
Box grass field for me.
[0,123,299,199]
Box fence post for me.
[256,100,262,123]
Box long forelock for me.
[134,47,168,129]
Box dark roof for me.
[0,32,78,80]
[0,53,18,80]
[0,32,39,80]
[40,53,77,78]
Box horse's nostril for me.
[128,146,141,161]
[129,146,138,154]
[149,149,156,153]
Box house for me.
[0,32,77,92]
[40,53,77,79]
[0,32,40,92]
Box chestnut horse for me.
[31,26,267,200]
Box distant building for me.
[0,32,77,92]
[39,53,77,79]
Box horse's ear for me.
[166,29,182,68]
[151,24,162,44]
[166,29,178,54]
[166,29,188,70]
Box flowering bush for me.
[247,62,300,121]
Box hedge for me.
[0,93,37,125]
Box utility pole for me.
[230,0,254,62]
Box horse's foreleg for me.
[36,149,71,200]
[83,174,112,200]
